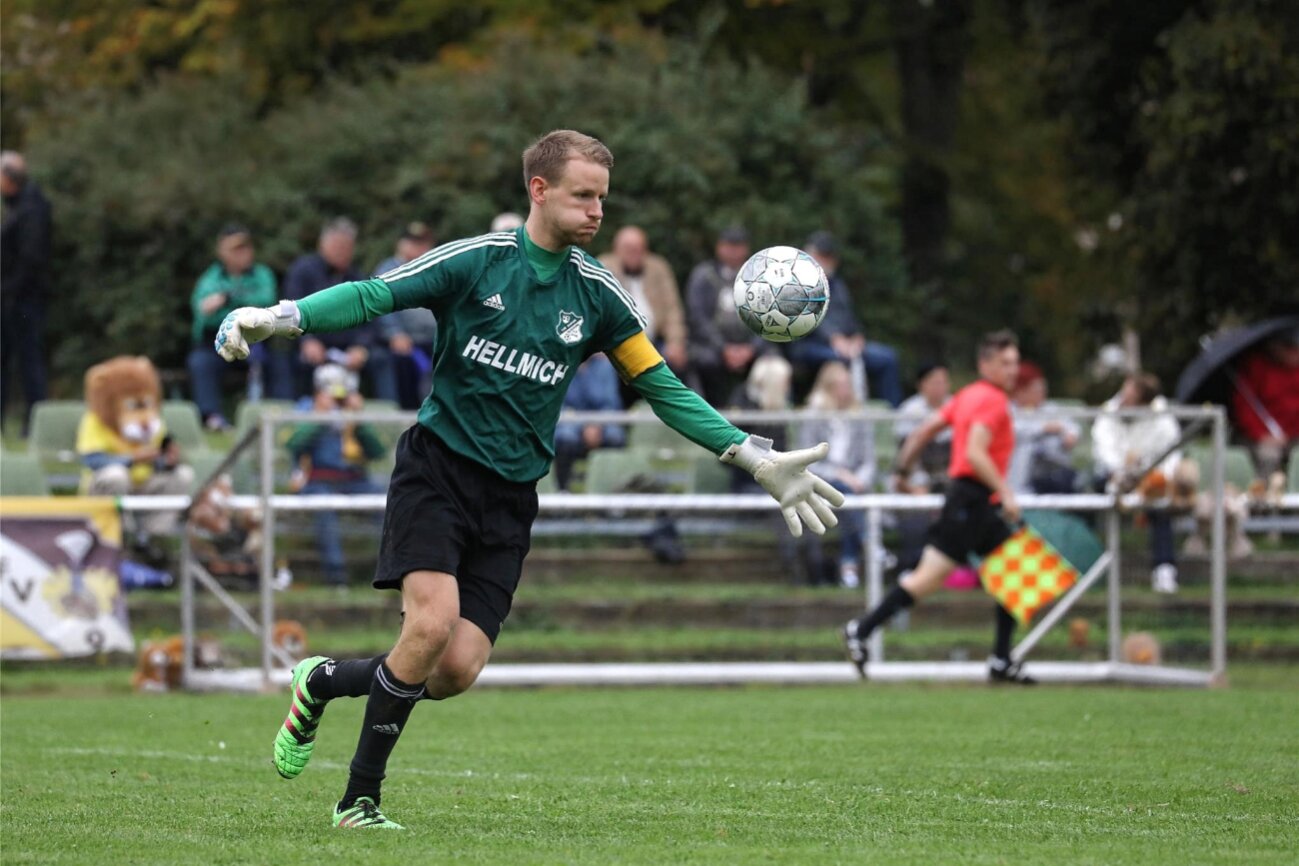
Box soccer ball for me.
[732,246,830,342]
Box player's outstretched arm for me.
[612,334,843,537]
[215,279,399,362]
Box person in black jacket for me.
[1,151,52,436]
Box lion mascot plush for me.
[77,356,193,542]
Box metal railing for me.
[116,403,1249,689]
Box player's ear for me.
[528,175,548,205]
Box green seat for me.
[186,450,231,494]
[1,453,50,496]
[1289,453,1299,493]
[29,401,85,459]
[1187,444,1255,490]
[234,400,296,442]
[585,448,659,493]
[161,401,206,451]
[689,454,733,494]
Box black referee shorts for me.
[374,424,539,644]
[925,477,1013,564]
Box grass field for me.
[2,671,1297,864]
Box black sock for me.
[340,661,424,808]
[307,654,388,701]
[993,605,1016,662]
[852,585,915,639]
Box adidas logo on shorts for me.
[483,293,505,311]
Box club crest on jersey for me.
[556,310,584,345]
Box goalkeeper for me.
[215,129,843,830]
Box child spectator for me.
[287,364,387,587]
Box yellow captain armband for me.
[608,332,664,381]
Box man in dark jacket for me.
[1,151,52,435]
[284,217,397,401]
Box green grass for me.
[2,677,1296,864]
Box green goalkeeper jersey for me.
[296,225,745,482]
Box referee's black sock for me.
[851,585,915,640]
[340,661,424,809]
[992,604,1016,663]
[307,654,388,701]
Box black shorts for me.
[925,477,1013,564]
[374,424,539,644]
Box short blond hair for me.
[522,130,613,190]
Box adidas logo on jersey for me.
[483,293,505,311]
[371,723,401,735]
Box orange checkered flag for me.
[979,525,1080,626]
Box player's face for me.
[540,158,609,246]
[979,346,1020,392]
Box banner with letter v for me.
[0,497,134,659]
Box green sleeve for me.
[296,279,395,333]
[285,424,321,456]
[243,264,277,308]
[629,364,748,456]
[191,266,223,343]
[355,424,386,460]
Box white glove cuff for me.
[271,300,303,338]
[718,434,773,474]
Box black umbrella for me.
[1174,315,1299,405]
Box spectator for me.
[187,224,277,429]
[491,212,524,232]
[552,354,625,490]
[373,222,438,410]
[285,217,397,401]
[1008,361,1080,494]
[600,226,688,372]
[686,225,767,406]
[0,150,52,436]
[787,231,903,407]
[798,361,876,588]
[894,362,953,492]
[287,364,387,588]
[727,355,820,583]
[1092,372,1184,593]
[1231,329,1299,483]
[893,363,953,575]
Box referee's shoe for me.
[988,656,1036,685]
[842,620,868,679]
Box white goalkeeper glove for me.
[720,435,846,537]
[214,302,303,361]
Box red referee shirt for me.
[940,379,1014,491]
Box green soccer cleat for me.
[333,797,405,829]
[273,655,331,779]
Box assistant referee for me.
[843,329,1033,684]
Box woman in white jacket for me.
[1091,373,1183,592]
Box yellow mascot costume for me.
[76,356,193,540]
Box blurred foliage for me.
[1029,0,1299,383]
[28,37,904,386]
[4,0,1297,396]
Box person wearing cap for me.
[186,224,278,430]
[789,231,903,407]
[285,217,398,402]
[373,223,439,410]
[685,225,768,406]
[0,150,53,436]
[287,364,388,588]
